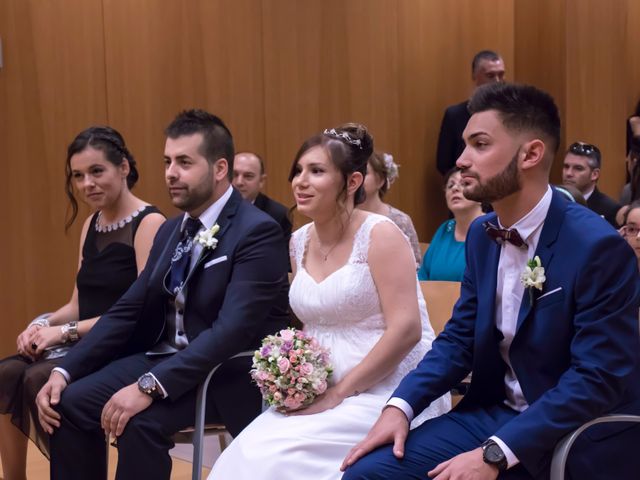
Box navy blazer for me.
[60,189,290,400]
[392,190,640,477]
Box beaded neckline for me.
[95,205,148,233]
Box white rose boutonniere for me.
[520,255,546,304]
[194,223,220,250]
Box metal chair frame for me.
[549,414,640,480]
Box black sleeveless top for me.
[76,205,162,319]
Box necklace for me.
[95,205,148,233]
[315,217,350,261]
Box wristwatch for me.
[137,373,163,400]
[481,439,508,472]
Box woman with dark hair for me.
[0,126,164,478]
[418,168,483,281]
[358,151,421,264]
[209,124,449,480]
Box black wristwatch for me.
[481,439,508,472]
[137,373,163,400]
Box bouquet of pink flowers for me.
[251,328,333,410]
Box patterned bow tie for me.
[483,221,526,248]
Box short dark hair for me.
[165,109,234,180]
[65,126,138,230]
[468,83,561,155]
[471,50,501,75]
[288,123,373,206]
[567,142,602,169]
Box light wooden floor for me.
[0,442,211,480]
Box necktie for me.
[168,217,202,294]
[483,221,526,248]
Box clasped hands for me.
[16,324,62,360]
[340,406,499,480]
[36,372,153,442]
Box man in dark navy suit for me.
[36,110,289,479]
[233,151,292,241]
[436,50,505,175]
[342,84,640,479]
[562,141,621,227]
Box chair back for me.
[420,281,461,335]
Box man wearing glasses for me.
[562,141,621,227]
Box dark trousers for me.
[341,403,640,480]
[50,352,260,480]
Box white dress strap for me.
[290,223,312,270]
[350,213,394,264]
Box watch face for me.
[484,444,505,463]
[139,374,156,392]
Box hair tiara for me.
[323,128,363,149]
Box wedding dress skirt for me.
[208,214,450,480]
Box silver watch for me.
[60,321,79,343]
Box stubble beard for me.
[462,149,521,204]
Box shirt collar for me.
[498,185,553,242]
[582,186,595,200]
[180,184,233,232]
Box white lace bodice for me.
[289,213,436,390]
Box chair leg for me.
[218,432,228,451]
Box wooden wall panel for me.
[514,0,567,183]
[102,0,267,218]
[396,0,514,239]
[564,0,627,198]
[0,0,107,356]
[625,0,640,151]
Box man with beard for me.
[341,84,640,480]
[36,109,290,479]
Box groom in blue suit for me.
[36,110,289,479]
[342,84,640,479]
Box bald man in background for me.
[233,151,292,242]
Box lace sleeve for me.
[290,223,310,269]
[387,207,421,264]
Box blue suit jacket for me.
[393,190,640,476]
[60,189,290,400]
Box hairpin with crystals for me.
[323,128,363,149]
[383,153,399,188]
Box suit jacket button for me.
[177,309,184,315]
[178,330,185,336]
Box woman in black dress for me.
[0,126,165,479]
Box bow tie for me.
[483,221,526,248]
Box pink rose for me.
[316,380,327,394]
[280,329,295,342]
[300,362,314,376]
[289,353,298,363]
[284,396,301,410]
[277,357,290,374]
[287,388,297,395]
[273,391,282,401]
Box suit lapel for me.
[515,190,565,333]
[179,189,242,289]
[476,214,502,342]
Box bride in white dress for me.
[209,124,450,480]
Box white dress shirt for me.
[388,186,553,469]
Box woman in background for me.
[418,167,483,281]
[0,126,164,479]
[358,151,421,265]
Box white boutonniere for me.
[520,255,546,304]
[194,224,220,250]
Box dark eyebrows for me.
[466,131,490,142]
